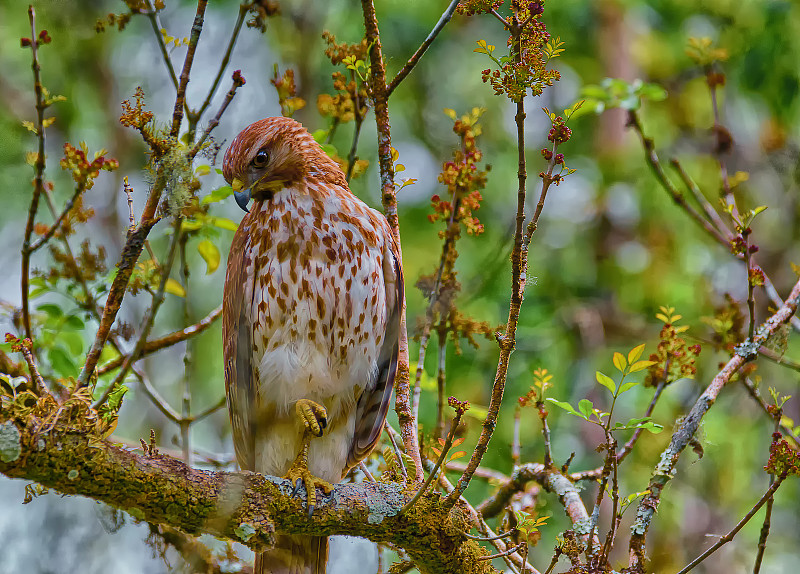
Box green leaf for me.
[639,421,663,433]
[36,304,63,319]
[628,360,656,373]
[596,371,616,394]
[578,399,593,419]
[48,346,78,378]
[181,219,204,232]
[208,216,239,232]
[200,185,233,205]
[197,239,220,274]
[628,344,645,364]
[60,331,84,355]
[637,83,667,101]
[546,398,580,417]
[618,381,638,394]
[612,352,627,372]
[164,278,186,297]
[63,314,85,330]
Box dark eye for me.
[252,149,269,168]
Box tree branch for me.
[0,419,500,574]
[627,275,800,570]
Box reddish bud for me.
[21,37,32,47]
[38,30,52,44]
[232,69,246,87]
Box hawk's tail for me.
[254,535,328,574]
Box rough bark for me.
[0,418,498,574]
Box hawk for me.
[221,117,402,574]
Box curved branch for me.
[0,419,499,574]
[627,275,800,571]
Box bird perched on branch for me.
[222,116,402,574]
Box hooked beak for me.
[231,178,251,213]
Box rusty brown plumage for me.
[222,117,402,574]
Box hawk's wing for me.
[223,218,256,471]
[345,242,404,475]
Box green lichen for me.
[68,469,79,480]
[0,421,21,463]
[234,522,256,542]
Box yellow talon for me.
[296,398,328,437]
[283,399,332,515]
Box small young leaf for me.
[596,371,616,394]
[197,239,220,274]
[618,381,638,394]
[164,278,186,297]
[36,304,63,318]
[628,344,645,364]
[628,360,656,373]
[613,352,627,372]
[578,399,593,419]
[546,398,580,417]
[48,346,78,378]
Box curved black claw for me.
[292,478,304,498]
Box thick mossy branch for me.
[0,418,498,574]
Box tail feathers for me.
[255,535,328,574]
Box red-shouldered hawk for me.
[222,117,402,574]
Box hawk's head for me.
[222,116,337,212]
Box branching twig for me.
[95,304,222,376]
[628,276,800,569]
[400,409,464,513]
[192,3,247,123]
[189,72,246,159]
[92,218,184,408]
[446,25,532,508]
[169,0,208,138]
[21,5,48,340]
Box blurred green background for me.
[1,0,799,572]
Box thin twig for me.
[193,3,247,123]
[386,0,460,96]
[627,110,729,246]
[345,74,366,183]
[669,158,730,239]
[435,329,447,439]
[615,379,666,464]
[18,341,48,396]
[169,0,208,138]
[753,417,782,574]
[675,474,786,574]
[123,176,136,234]
[400,410,463,513]
[189,72,245,159]
[96,305,222,376]
[446,24,531,508]
[359,461,376,482]
[143,0,180,91]
[27,184,84,253]
[21,5,48,340]
[462,529,515,541]
[476,542,527,561]
[179,232,192,464]
[92,218,184,409]
[384,422,408,480]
